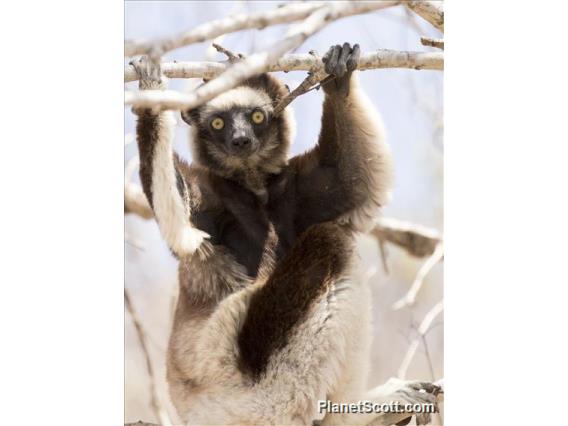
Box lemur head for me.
[181,74,294,177]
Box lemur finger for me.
[408,381,439,395]
[415,413,432,426]
[333,42,351,77]
[346,43,361,71]
[324,45,341,75]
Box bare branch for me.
[370,217,442,258]
[405,1,444,33]
[125,289,172,425]
[125,2,325,57]
[125,49,443,83]
[392,242,444,310]
[125,157,153,219]
[420,36,444,50]
[124,50,442,110]
[398,300,444,379]
[125,1,402,58]
[125,1,404,110]
[273,63,328,116]
[125,183,154,219]
[212,42,244,62]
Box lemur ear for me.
[181,108,200,125]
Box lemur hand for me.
[129,55,167,115]
[322,43,360,97]
[380,378,442,426]
[129,55,167,91]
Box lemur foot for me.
[129,55,165,91]
[381,378,442,425]
[322,42,360,96]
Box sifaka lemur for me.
[130,43,440,425]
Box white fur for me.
[151,111,209,256]
[201,86,273,116]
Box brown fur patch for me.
[135,111,159,209]
[237,222,354,378]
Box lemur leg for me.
[171,222,363,425]
[323,269,373,413]
[130,56,208,257]
[319,43,393,231]
[238,221,355,379]
[321,378,441,426]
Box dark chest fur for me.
[191,168,301,278]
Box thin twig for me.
[212,43,244,62]
[273,56,328,116]
[392,242,444,310]
[378,238,390,275]
[398,300,444,379]
[125,289,172,425]
[420,36,444,50]
[125,231,145,251]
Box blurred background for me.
[124,1,443,423]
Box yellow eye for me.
[211,117,224,130]
[251,110,265,124]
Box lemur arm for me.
[293,43,393,231]
[132,57,209,257]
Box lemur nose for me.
[231,137,251,148]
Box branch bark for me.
[420,36,444,50]
[124,49,442,110]
[371,217,442,258]
[405,1,444,33]
[124,50,443,83]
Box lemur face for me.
[182,84,288,171]
[202,106,271,158]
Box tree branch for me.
[125,1,404,111]
[392,242,444,310]
[405,1,444,33]
[370,217,442,258]
[124,49,443,83]
[125,1,402,58]
[125,183,154,219]
[273,59,329,116]
[124,49,442,110]
[125,2,325,57]
[420,36,444,50]
[398,300,444,380]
